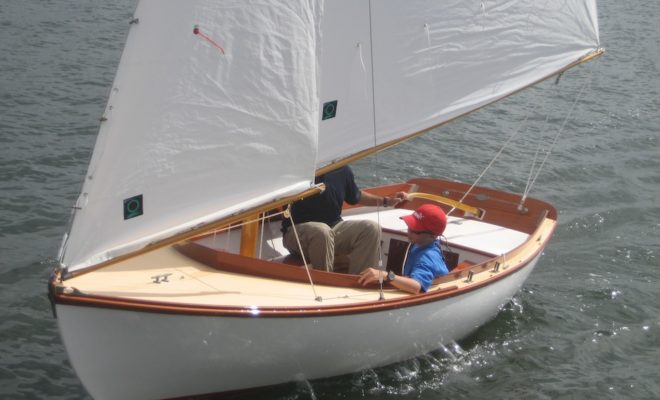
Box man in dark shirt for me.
[282,166,406,273]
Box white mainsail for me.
[61,0,322,272]
[316,0,600,168]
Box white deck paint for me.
[343,207,529,256]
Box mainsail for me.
[61,0,322,272]
[60,0,601,273]
[316,0,600,168]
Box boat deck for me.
[343,207,528,256]
[59,209,533,309]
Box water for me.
[1,0,658,399]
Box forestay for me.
[316,0,600,168]
[61,0,323,272]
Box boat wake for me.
[282,299,530,399]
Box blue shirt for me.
[403,240,449,292]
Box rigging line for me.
[521,101,555,202]
[400,242,412,275]
[323,292,383,301]
[521,87,555,203]
[366,0,386,300]
[447,111,532,217]
[207,210,286,235]
[173,267,225,294]
[286,206,321,302]
[201,211,287,254]
[522,145,542,203]
[225,223,231,251]
[367,0,378,152]
[258,212,265,259]
[522,74,591,204]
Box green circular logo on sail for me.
[322,100,338,120]
[123,194,143,220]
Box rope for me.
[367,0,387,301]
[447,112,531,216]
[258,212,265,259]
[285,206,322,302]
[206,210,286,235]
[520,88,555,206]
[447,70,590,216]
[519,75,591,207]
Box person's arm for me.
[358,190,408,208]
[358,268,422,294]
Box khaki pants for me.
[283,220,381,274]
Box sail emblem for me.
[123,195,143,220]
[322,100,338,120]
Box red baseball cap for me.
[401,204,447,236]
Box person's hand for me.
[389,191,408,208]
[358,268,387,286]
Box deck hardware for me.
[500,253,507,269]
[151,273,172,284]
[465,271,474,283]
[60,286,85,295]
[492,262,501,273]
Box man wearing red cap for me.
[358,204,449,293]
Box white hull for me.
[52,178,558,398]
[56,254,539,399]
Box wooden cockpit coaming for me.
[174,173,557,289]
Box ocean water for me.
[1,0,658,399]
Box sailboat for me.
[49,1,602,398]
